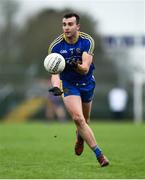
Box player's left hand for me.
[49,87,63,96]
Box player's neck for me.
[64,31,79,44]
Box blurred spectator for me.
[108,87,128,119]
[46,79,67,122]
[27,78,67,122]
[46,93,67,122]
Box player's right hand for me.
[49,87,63,96]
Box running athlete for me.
[48,13,109,167]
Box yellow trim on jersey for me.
[48,34,63,54]
[80,32,95,55]
[48,31,95,55]
[63,32,80,44]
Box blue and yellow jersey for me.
[48,32,95,84]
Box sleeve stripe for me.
[80,32,95,55]
[48,34,63,54]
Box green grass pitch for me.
[0,121,145,179]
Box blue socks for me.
[92,146,102,158]
[77,131,102,158]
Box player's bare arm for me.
[49,74,63,96]
[51,74,60,88]
[76,52,93,74]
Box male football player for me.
[48,12,109,167]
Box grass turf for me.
[0,121,145,179]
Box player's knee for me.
[73,114,85,127]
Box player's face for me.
[62,17,80,38]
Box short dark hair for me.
[63,13,80,24]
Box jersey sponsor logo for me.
[69,48,75,55]
[70,48,75,51]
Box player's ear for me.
[77,24,80,31]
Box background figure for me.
[46,93,67,122]
[108,87,128,119]
[46,79,67,122]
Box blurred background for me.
[0,0,144,123]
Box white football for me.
[44,53,66,74]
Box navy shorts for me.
[61,78,96,103]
